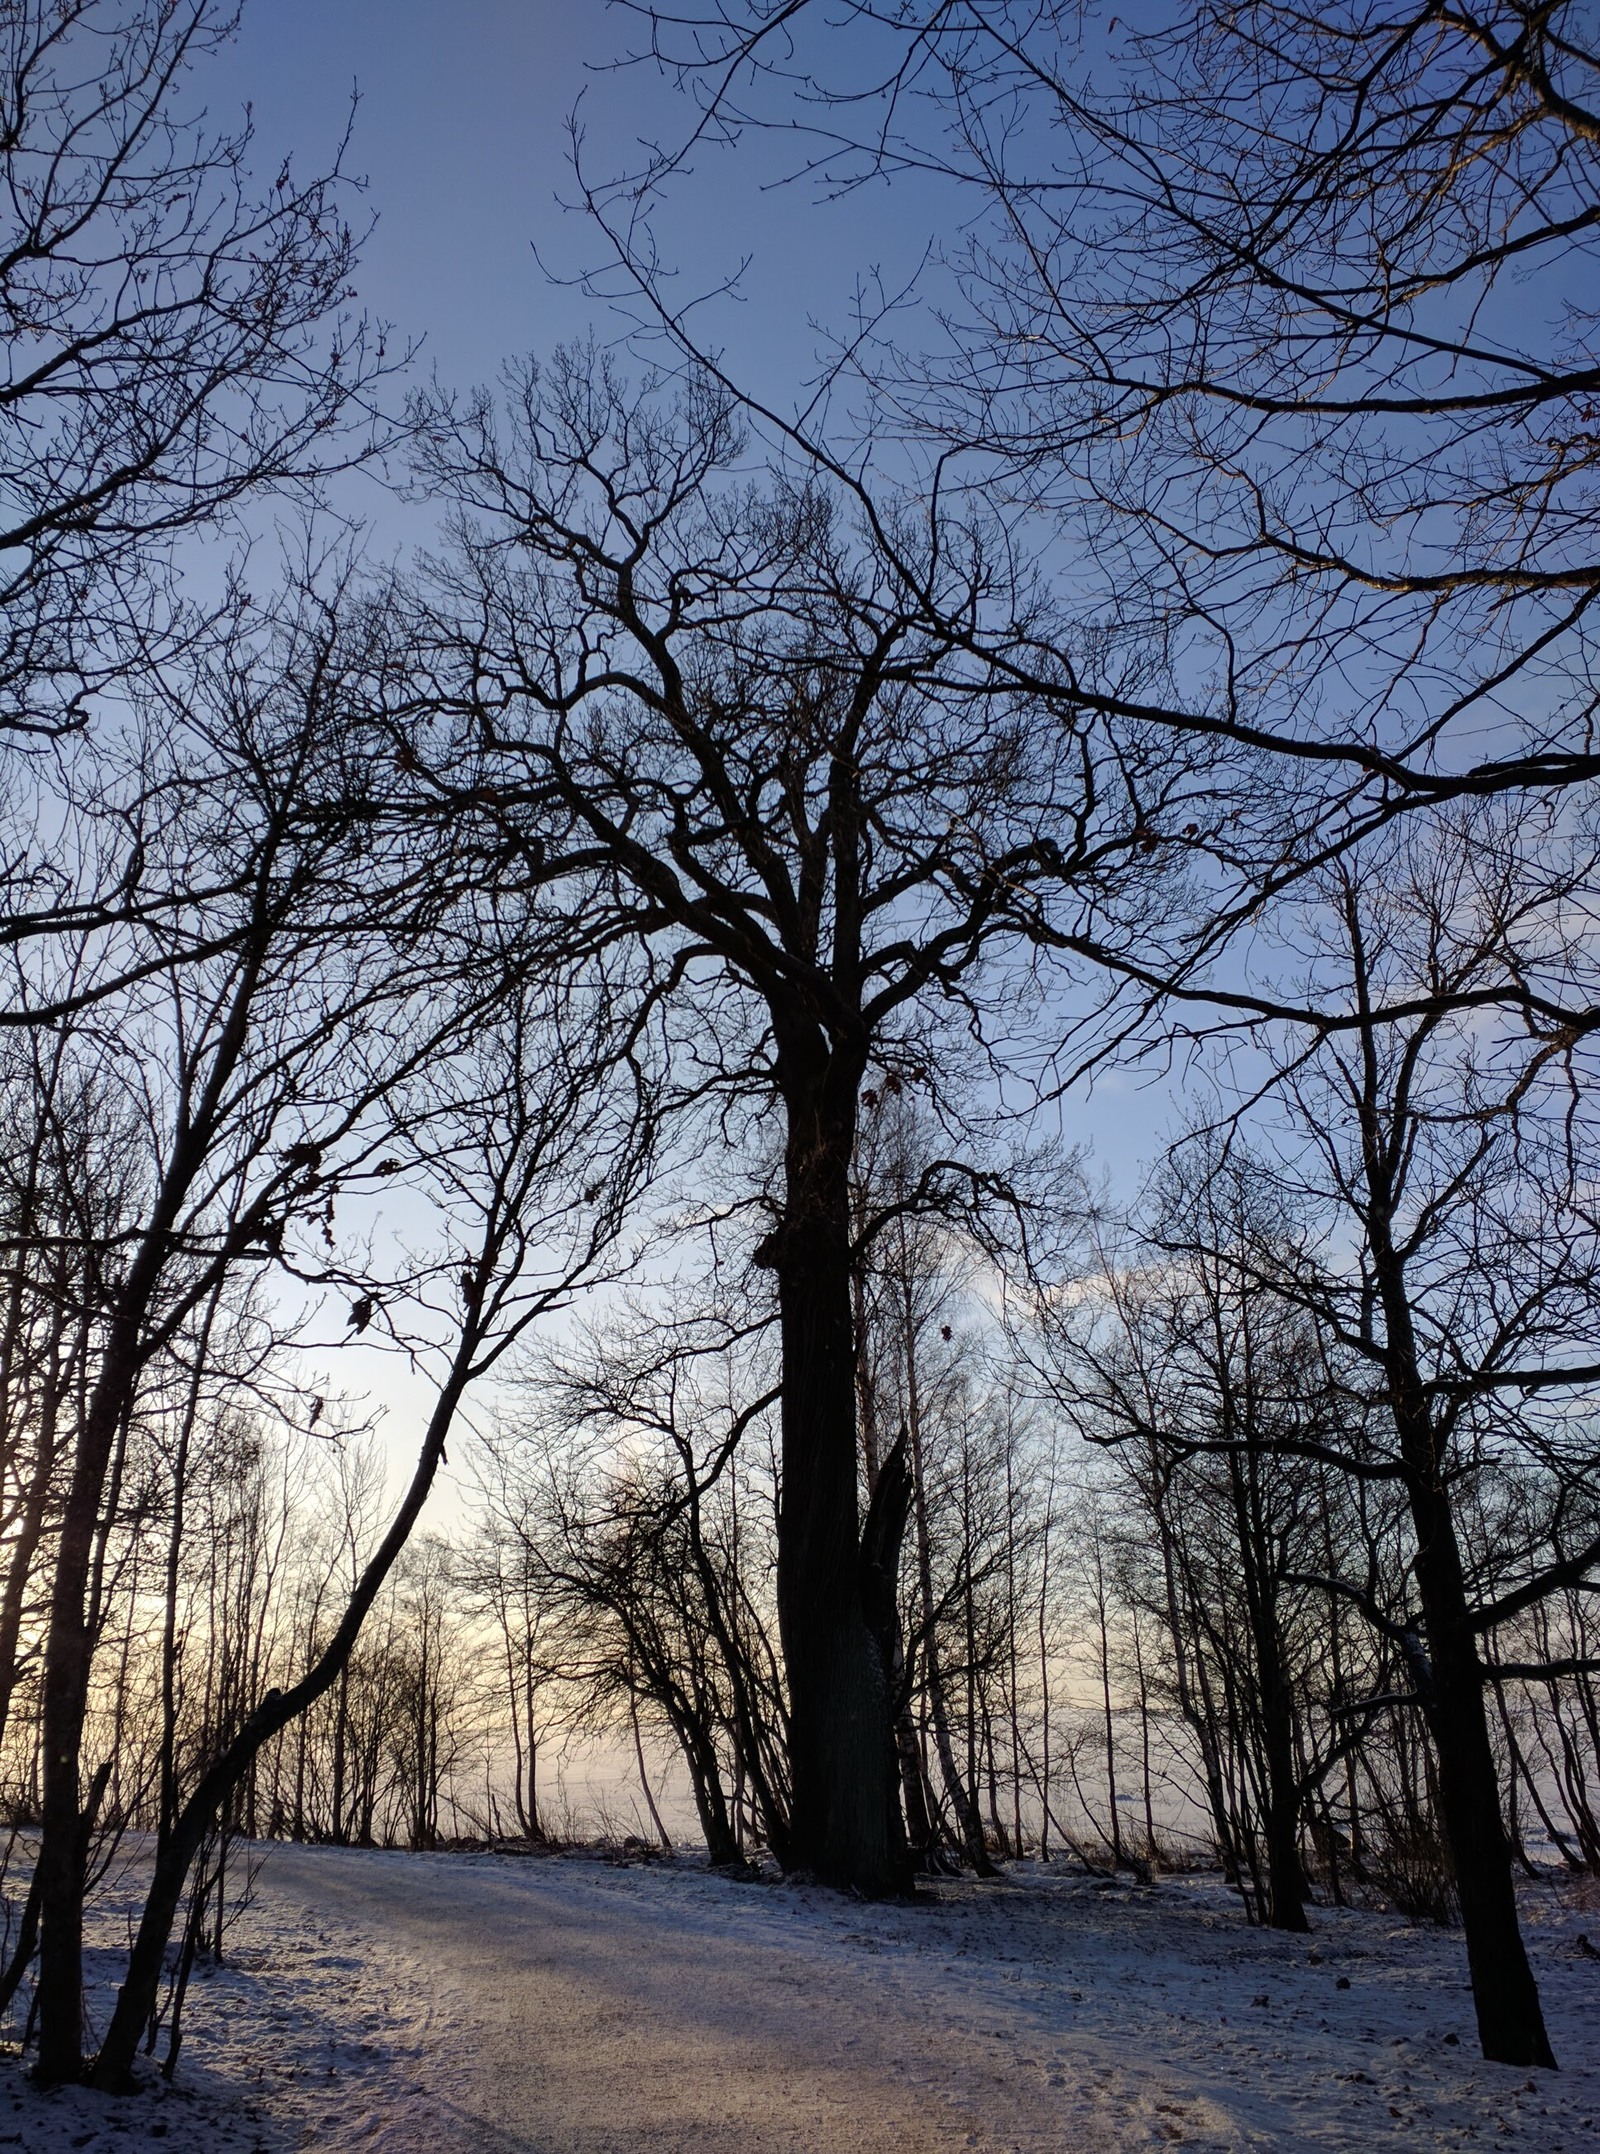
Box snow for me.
[3,1845,1597,2149]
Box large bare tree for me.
[400,349,1210,1891]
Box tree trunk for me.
[331,1662,350,1845]
[0,1331,69,1755]
[899,1253,996,1877]
[1006,1444,1024,1858]
[1408,1465,1554,2066]
[1373,1233,1554,2065]
[668,1699,739,1867]
[1258,1652,1310,1932]
[628,1686,673,1853]
[895,1698,936,1863]
[1228,1458,1308,1931]
[680,1450,793,1863]
[1094,1533,1125,1870]
[1155,1499,1238,1883]
[760,1050,903,1894]
[92,1355,473,2089]
[35,1341,138,2083]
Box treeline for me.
[352,1067,1600,1945]
[16,1056,1595,1964]
[2,0,1600,2094]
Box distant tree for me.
[484,1283,791,1870]
[459,1491,564,1843]
[1047,1157,1404,1930]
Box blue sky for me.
[215,3,936,442]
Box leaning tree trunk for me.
[759,1047,905,1895]
[1406,1458,1555,2067]
[92,1358,473,2088]
[1374,1251,1555,2067]
[35,1336,141,2085]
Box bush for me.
[1370,1819,1459,1926]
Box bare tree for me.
[1045,1161,1407,1928]
[0,0,396,746]
[460,1494,563,1843]
[401,349,1199,1892]
[483,1279,792,1869]
[610,1,1600,827]
[1147,806,1600,2065]
[18,580,489,2082]
[90,888,659,2086]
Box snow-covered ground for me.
[3,1845,1598,2150]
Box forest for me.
[1,0,1599,2137]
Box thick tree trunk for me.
[761,1056,904,1895]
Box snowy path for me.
[245,1845,1600,2150]
[6,1845,1600,2150]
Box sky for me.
[211,2,938,479]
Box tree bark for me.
[1371,1236,1554,2065]
[1407,1459,1554,2066]
[761,1046,904,1894]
